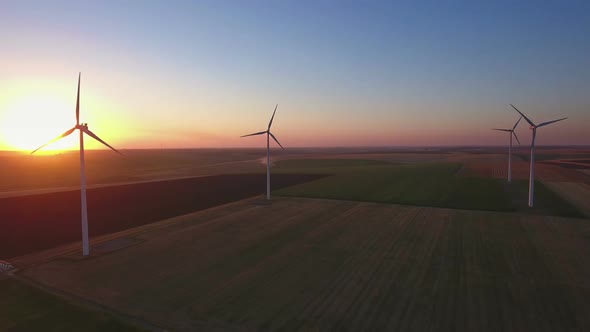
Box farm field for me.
[0,149,270,193]
[2,150,587,259]
[0,278,143,331]
[2,147,589,331]
[15,197,590,331]
[540,159,590,170]
[516,149,590,162]
[1,173,323,260]
[457,158,590,183]
[274,159,584,217]
[1,147,589,193]
[277,152,457,164]
[275,160,511,211]
[0,149,445,193]
[544,182,590,217]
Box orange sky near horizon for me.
[1,74,587,152]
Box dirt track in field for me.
[0,174,323,260]
[18,198,590,331]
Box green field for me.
[0,278,143,332]
[275,159,584,217]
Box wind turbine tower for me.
[241,104,284,200]
[31,73,121,256]
[492,116,522,182]
[510,104,567,207]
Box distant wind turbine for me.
[492,116,522,183]
[31,73,121,256]
[241,104,284,200]
[510,104,567,207]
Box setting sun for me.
[0,93,78,152]
[0,77,125,153]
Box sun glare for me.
[0,95,77,153]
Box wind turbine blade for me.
[509,104,535,127]
[31,127,77,154]
[83,128,121,154]
[512,131,521,145]
[269,132,284,149]
[492,128,511,132]
[267,104,278,130]
[512,116,522,130]
[537,117,568,128]
[76,72,81,125]
[240,131,267,138]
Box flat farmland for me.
[443,153,509,164]
[516,149,590,162]
[0,149,271,193]
[274,159,584,217]
[0,149,454,193]
[0,278,143,331]
[540,160,590,170]
[0,173,322,260]
[456,160,514,180]
[544,182,590,217]
[17,198,590,331]
[274,160,513,212]
[274,152,456,164]
[0,149,539,194]
[458,159,590,183]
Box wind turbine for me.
[492,116,522,183]
[241,104,284,200]
[31,73,121,256]
[510,104,567,207]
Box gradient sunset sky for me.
[1,0,589,150]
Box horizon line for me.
[2,144,590,153]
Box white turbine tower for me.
[31,73,121,256]
[492,116,522,183]
[241,104,284,200]
[510,104,567,207]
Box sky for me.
[0,0,589,150]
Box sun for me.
[0,94,78,153]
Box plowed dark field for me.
[1,174,323,259]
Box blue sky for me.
[1,0,589,149]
